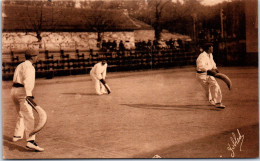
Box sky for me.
[201,0,231,6]
[171,0,230,6]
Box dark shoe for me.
[215,103,226,109]
[26,141,44,152]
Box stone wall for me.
[134,30,155,42]
[2,31,136,52]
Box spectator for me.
[101,40,107,51]
[177,39,183,49]
[153,40,158,50]
[168,39,174,49]
[112,40,117,51]
[173,39,179,50]
[119,40,125,51]
[147,40,152,50]
[107,40,112,51]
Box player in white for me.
[11,49,44,152]
[90,59,108,95]
[196,43,226,109]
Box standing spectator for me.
[101,40,107,51]
[141,41,146,50]
[108,40,114,51]
[177,39,183,49]
[153,40,158,50]
[112,40,117,51]
[173,39,179,50]
[119,40,125,51]
[168,39,174,49]
[147,40,152,50]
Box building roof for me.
[130,17,154,30]
[2,4,152,32]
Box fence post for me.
[150,49,153,70]
[45,50,49,59]
[45,50,54,79]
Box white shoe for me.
[26,141,44,152]
[12,136,22,142]
[209,100,215,105]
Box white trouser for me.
[196,73,222,104]
[90,72,107,95]
[10,87,36,141]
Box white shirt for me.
[13,60,35,96]
[196,51,217,72]
[90,62,107,80]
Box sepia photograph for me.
[1,0,259,159]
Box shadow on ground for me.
[121,103,221,111]
[61,92,97,96]
[2,135,30,153]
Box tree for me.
[19,0,73,45]
[80,1,135,45]
[147,0,172,40]
[81,9,118,43]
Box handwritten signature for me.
[227,129,244,157]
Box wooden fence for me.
[2,49,199,80]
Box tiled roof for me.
[130,17,154,30]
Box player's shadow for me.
[121,104,220,111]
[2,135,30,152]
[61,92,97,96]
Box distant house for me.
[2,4,155,52]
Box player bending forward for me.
[11,49,44,152]
[90,59,110,95]
[196,43,226,109]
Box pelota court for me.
[2,66,259,159]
